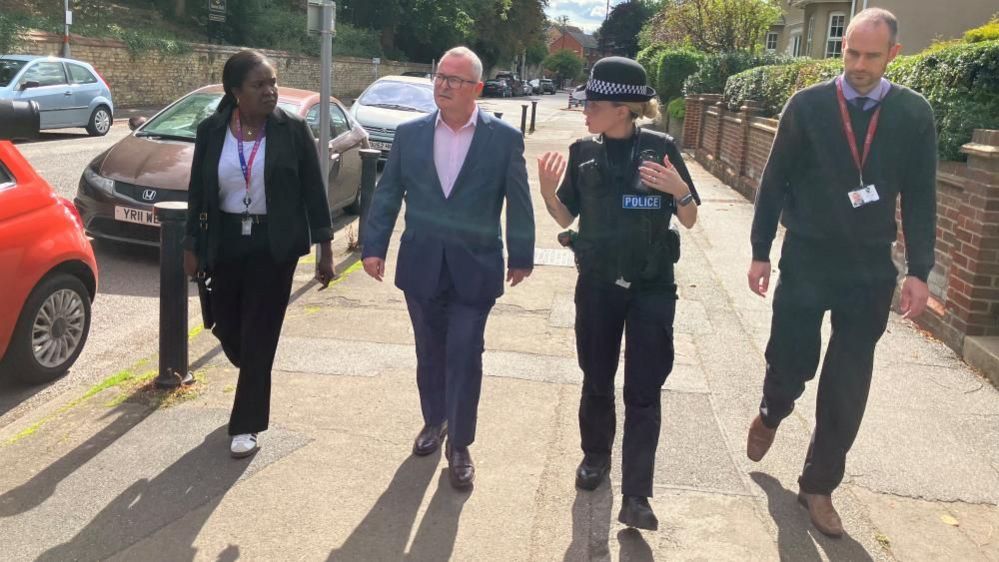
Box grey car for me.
[349,75,436,160]
[0,55,115,136]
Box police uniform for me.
[556,57,700,529]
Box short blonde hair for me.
[619,99,661,121]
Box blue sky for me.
[545,0,629,33]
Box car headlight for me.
[83,166,114,195]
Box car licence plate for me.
[370,140,392,151]
[114,206,159,227]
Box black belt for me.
[221,212,267,224]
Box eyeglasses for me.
[432,73,478,89]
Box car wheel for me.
[1,273,92,385]
[86,106,113,136]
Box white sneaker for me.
[230,433,259,458]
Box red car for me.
[0,132,98,384]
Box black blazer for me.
[184,105,333,267]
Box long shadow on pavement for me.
[35,425,250,562]
[405,470,470,561]
[327,453,441,562]
[564,484,614,561]
[0,403,154,518]
[751,472,874,562]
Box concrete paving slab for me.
[1,407,308,562]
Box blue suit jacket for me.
[361,109,535,304]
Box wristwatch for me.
[678,192,695,207]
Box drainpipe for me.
[851,0,857,17]
[863,0,868,9]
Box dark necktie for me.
[853,96,870,110]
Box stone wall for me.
[683,94,999,359]
[17,31,431,108]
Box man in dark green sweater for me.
[745,8,937,538]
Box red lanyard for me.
[235,111,265,211]
[836,77,881,187]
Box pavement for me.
[1,95,998,562]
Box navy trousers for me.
[575,275,677,498]
[404,258,495,448]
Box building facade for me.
[777,1,996,58]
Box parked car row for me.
[0,63,550,385]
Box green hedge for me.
[724,58,839,115]
[721,40,999,161]
[965,16,999,43]
[636,44,669,87]
[656,48,705,103]
[667,96,686,120]
[683,51,797,96]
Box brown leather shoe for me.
[445,441,474,490]
[412,422,447,456]
[746,415,777,462]
[798,492,844,538]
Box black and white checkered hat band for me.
[587,78,647,96]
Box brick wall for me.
[18,31,431,108]
[684,95,999,355]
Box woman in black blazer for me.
[183,50,335,458]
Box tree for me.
[597,0,657,58]
[642,0,782,53]
[544,49,584,85]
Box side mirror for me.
[19,81,40,91]
[128,116,147,131]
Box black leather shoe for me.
[575,456,610,491]
[618,495,658,531]
[412,422,447,456]
[445,441,474,490]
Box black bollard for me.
[357,148,381,247]
[520,104,528,136]
[154,201,194,389]
[530,99,538,133]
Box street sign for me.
[208,0,226,23]
[307,0,335,34]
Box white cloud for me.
[546,0,626,33]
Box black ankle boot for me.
[618,495,658,530]
[575,456,610,490]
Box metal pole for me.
[316,1,334,265]
[357,148,381,247]
[63,0,71,58]
[520,104,528,136]
[154,202,194,389]
[530,99,538,133]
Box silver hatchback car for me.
[0,55,115,136]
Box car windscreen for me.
[358,81,436,113]
[0,59,28,87]
[138,92,298,140]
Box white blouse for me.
[218,128,268,215]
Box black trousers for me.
[760,269,895,495]
[574,275,677,498]
[210,217,298,436]
[404,257,495,448]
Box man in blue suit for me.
[361,47,535,490]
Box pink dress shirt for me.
[434,106,478,198]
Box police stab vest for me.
[571,127,680,286]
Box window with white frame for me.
[826,12,846,58]
[788,32,802,56]
[805,16,816,57]
[766,32,779,51]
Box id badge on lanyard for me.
[837,78,881,209]
[236,112,265,235]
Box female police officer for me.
[538,56,699,530]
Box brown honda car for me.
[75,85,368,246]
